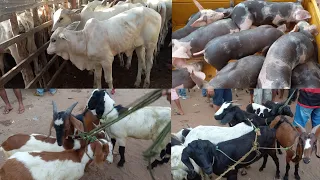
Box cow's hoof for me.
[283,176,288,180]
[143,82,150,88]
[126,64,131,70]
[134,81,141,87]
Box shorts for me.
[171,89,179,101]
[293,103,320,128]
[212,89,232,106]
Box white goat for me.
[47,6,161,88]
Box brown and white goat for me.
[260,116,302,180]
[0,139,110,180]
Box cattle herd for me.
[0,89,171,179]
[171,100,320,180]
[172,0,320,89]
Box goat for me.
[0,139,110,180]
[297,124,320,164]
[182,125,280,180]
[86,89,171,167]
[0,133,81,159]
[173,127,192,143]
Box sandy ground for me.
[0,89,170,180]
[172,89,320,180]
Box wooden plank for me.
[0,0,65,17]
[0,41,49,86]
[0,20,52,50]
[46,60,67,88]
[25,55,59,88]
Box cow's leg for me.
[134,46,146,87]
[118,54,124,67]
[143,47,154,88]
[125,50,134,70]
[9,45,34,86]
[94,65,102,88]
[0,53,4,76]
[101,59,114,90]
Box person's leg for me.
[202,89,207,97]
[223,89,232,102]
[35,88,44,96]
[171,89,184,115]
[311,108,320,128]
[174,99,185,115]
[212,89,224,113]
[180,88,187,99]
[293,103,312,129]
[13,89,24,114]
[0,89,13,114]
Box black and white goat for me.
[181,125,280,180]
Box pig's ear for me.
[277,24,287,33]
[305,25,319,36]
[193,0,204,11]
[172,58,187,69]
[295,9,311,21]
[190,70,206,88]
[291,25,300,32]
[191,15,207,27]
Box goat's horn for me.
[311,124,320,134]
[295,122,307,133]
[47,119,54,138]
[66,102,78,115]
[52,101,58,115]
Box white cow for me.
[52,1,143,69]
[47,6,161,89]
[0,11,36,86]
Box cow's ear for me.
[59,33,68,41]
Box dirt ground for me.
[172,89,320,180]
[0,89,170,180]
[4,30,172,89]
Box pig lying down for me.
[292,59,320,88]
[191,0,311,30]
[258,21,318,89]
[172,18,239,59]
[194,24,285,71]
[172,61,204,89]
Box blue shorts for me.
[293,103,320,128]
[212,89,232,106]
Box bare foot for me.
[18,104,25,114]
[3,105,13,114]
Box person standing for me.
[253,89,273,104]
[0,89,25,114]
[209,89,232,113]
[34,88,57,96]
[171,89,185,115]
[293,89,320,128]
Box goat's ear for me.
[93,142,105,164]
[47,119,54,137]
[70,115,84,132]
[291,136,300,159]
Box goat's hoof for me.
[240,170,247,176]
[117,160,125,167]
[278,151,283,155]
[143,82,150,88]
[316,154,320,158]
[259,167,264,172]
[294,174,300,180]
[283,176,289,180]
[244,166,251,169]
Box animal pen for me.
[0,0,90,88]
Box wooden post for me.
[71,0,77,8]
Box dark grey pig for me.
[231,0,311,30]
[173,19,239,58]
[193,24,285,70]
[208,55,265,88]
[258,22,318,89]
[292,60,320,88]
[172,61,205,88]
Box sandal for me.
[34,92,44,96]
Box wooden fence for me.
[0,0,85,88]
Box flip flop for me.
[18,107,25,114]
[174,112,182,115]
[3,107,13,114]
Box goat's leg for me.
[259,154,268,172]
[268,150,280,179]
[294,162,300,180]
[111,138,116,152]
[93,65,102,88]
[284,162,290,180]
[134,46,145,87]
[226,170,238,180]
[125,50,134,70]
[277,141,282,154]
[0,53,4,76]
[101,60,114,90]
[117,139,126,167]
[143,47,154,88]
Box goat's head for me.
[48,101,84,146]
[295,123,320,164]
[86,89,116,119]
[182,139,215,175]
[89,139,113,165]
[214,101,242,125]
[190,0,224,27]
[264,101,294,117]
